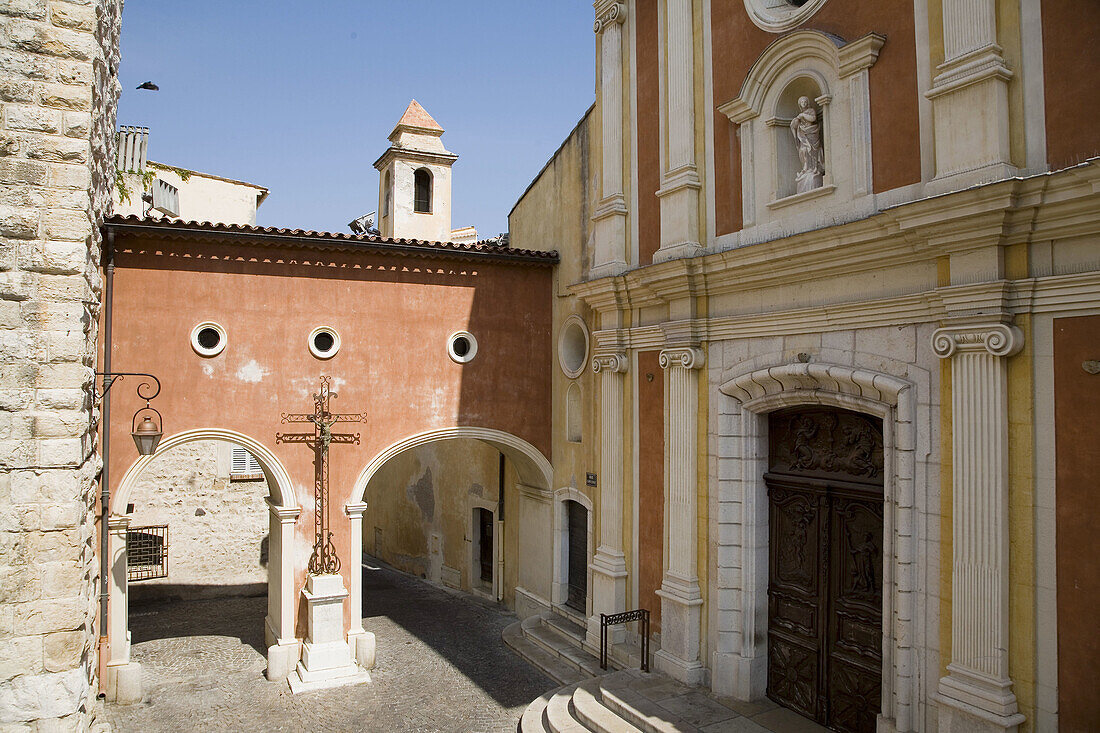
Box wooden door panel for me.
[768,634,821,721]
[566,500,587,612]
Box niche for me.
[771,76,827,200]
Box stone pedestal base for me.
[586,550,628,649]
[104,661,142,704]
[655,576,704,685]
[288,573,370,694]
[938,673,1025,733]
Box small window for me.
[127,525,168,582]
[308,326,341,359]
[414,168,432,213]
[383,170,392,216]
[230,447,263,481]
[448,331,478,364]
[190,321,226,357]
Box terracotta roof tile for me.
[396,100,443,132]
[103,215,558,265]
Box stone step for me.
[572,677,643,733]
[519,687,560,733]
[597,671,695,733]
[521,616,605,677]
[545,609,587,642]
[503,620,587,687]
[545,686,588,733]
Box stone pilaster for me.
[926,0,1014,187]
[343,502,375,670]
[655,346,705,684]
[654,0,702,264]
[587,352,629,646]
[932,323,1026,733]
[103,515,140,704]
[591,1,629,278]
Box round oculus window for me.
[558,315,590,379]
[447,331,478,364]
[190,321,227,357]
[743,0,827,32]
[308,326,341,359]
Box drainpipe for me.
[97,229,115,685]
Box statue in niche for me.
[790,96,825,193]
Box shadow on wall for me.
[359,555,552,707]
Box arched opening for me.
[551,488,592,620]
[105,429,299,702]
[383,169,393,217]
[350,427,551,616]
[774,76,826,198]
[413,168,432,213]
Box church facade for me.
[508,2,1100,732]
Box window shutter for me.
[231,448,261,475]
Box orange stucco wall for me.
[1042,0,1100,171]
[103,231,552,635]
[637,350,664,631]
[710,1,921,235]
[636,0,661,266]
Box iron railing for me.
[126,524,168,581]
[600,608,650,673]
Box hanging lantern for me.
[131,411,163,456]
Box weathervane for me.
[276,376,367,575]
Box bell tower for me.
[373,100,458,242]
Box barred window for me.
[127,525,168,581]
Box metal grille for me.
[127,525,168,581]
[600,608,650,673]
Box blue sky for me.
[116,2,595,236]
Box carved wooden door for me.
[766,407,884,733]
[566,500,588,612]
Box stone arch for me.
[104,428,301,702]
[351,426,552,506]
[113,427,295,513]
[714,361,923,732]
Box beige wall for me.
[362,439,502,597]
[126,440,268,600]
[114,165,265,225]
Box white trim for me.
[190,321,226,357]
[447,330,478,364]
[1019,0,1048,174]
[702,0,717,247]
[308,326,341,360]
[553,487,594,610]
[351,426,552,505]
[558,314,591,378]
[113,428,295,512]
[714,361,927,733]
[742,0,829,33]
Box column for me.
[265,499,301,682]
[587,352,629,647]
[654,0,702,263]
[591,1,629,278]
[932,323,1026,733]
[344,501,375,669]
[926,0,1013,185]
[104,515,141,703]
[655,346,705,684]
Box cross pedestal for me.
[288,573,371,693]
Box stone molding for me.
[268,500,301,523]
[659,347,705,371]
[931,323,1024,359]
[343,502,368,519]
[717,361,922,728]
[593,1,626,33]
[591,353,629,374]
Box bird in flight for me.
[136,81,159,91]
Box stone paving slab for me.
[105,559,554,732]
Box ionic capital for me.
[659,347,705,370]
[931,323,1024,359]
[593,2,627,33]
[592,352,629,374]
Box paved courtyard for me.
[105,559,553,732]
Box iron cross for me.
[276,376,367,575]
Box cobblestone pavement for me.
[105,559,553,732]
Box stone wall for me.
[0,0,121,728]
[126,440,268,600]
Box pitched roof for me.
[102,215,558,265]
[395,99,443,132]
